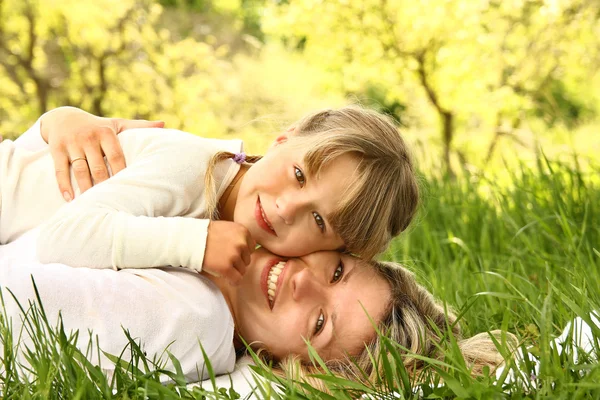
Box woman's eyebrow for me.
[324,264,359,350]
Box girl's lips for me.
[255,197,277,236]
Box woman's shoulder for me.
[122,268,236,371]
[124,267,234,325]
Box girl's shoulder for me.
[116,128,243,165]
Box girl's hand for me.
[202,221,256,286]
[41,107,165,201]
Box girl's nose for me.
[275,194,299,224]
[291,268,324,302]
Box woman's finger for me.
[84,141,109,186]
[49,144,74,202]
[114,118,165,132]
[69,151,93,193]
[100,132,126,175]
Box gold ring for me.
[70,156,87,164]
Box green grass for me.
[1,156,599,398]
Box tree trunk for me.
[442,111,454,177]
[415,51,456,176]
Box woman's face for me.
[226,249,390,361]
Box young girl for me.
[0,105,419,283]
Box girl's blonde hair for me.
[272,261,516,392]
[206,105,420,259]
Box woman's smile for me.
[214,249,390,362]
[263,260,288,309]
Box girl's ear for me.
[271,127,295,147]
[273,133,288,145]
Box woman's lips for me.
[255,197,276,236]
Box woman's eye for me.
[314,312,325,334]
[294,167,306,187]
[312,212,325,232]
[331,261,344,283]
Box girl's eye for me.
[312,212,325,232]
[314,312,325,334]
[294,167,306,187]
[332,260,344,283]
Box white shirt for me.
[0,229,237,382]
[0,116,243,272]
[0,118,241,381]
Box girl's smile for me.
[225,132,356,257]
[255,196,277,236]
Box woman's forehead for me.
[320,264,390,358]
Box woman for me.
[0,230,509,389]
[0,229,389,381]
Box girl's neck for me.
[217,164,249,221]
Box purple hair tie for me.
[232,152,246,164]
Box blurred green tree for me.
[264,0,600,173]
[0,0,231,138]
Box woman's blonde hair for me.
[205,105,420,259]
[272,261,516,392]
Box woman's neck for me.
[217,164,249,222]
[205,274,244,350]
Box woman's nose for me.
[291,268,323,302]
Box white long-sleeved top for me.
[0,117,242,271]
[0,229,236,381]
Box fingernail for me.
[63,191,72,202]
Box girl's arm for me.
[36,129,221,272]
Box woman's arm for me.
[14,107,164,201]
[13,113,48,151]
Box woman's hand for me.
[41,107,165,201]
[202,221,256,286]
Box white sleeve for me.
[496,313,599,388]
[13,118,47,151]
[36,129,213,271]
[12,108,66,151]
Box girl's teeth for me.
[268,289,275,297]
[261,207,274,231]
[268,282,276,290]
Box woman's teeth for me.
[267,261,285,306]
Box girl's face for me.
[232,133,358,256]
[223,248,390,361]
